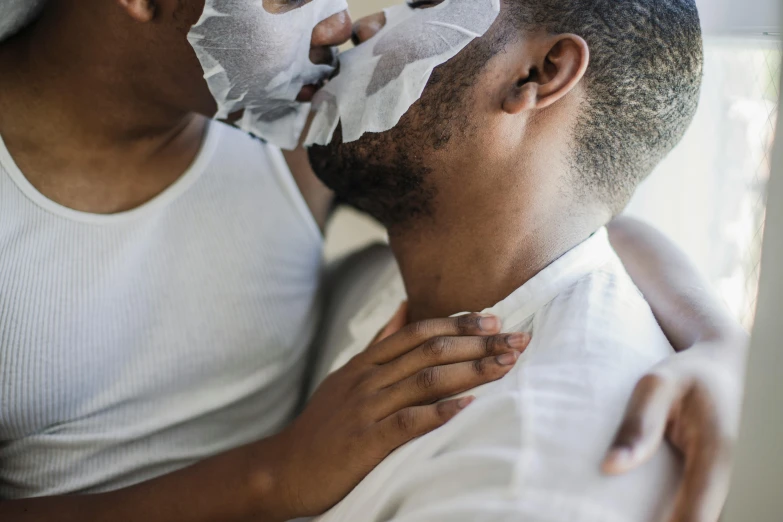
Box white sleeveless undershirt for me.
[0,121,324,498]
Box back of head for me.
[507,0,704,213]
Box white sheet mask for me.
[187,0,349,150]
[0,0,46,43]
[305,0,500,147]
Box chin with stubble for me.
[307,124,437,231]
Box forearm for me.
[608,216,747,351]
[0,437,286,522]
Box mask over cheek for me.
[0,0,46,43]
[187,0,348,150]
[305,0,500,147]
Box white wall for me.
[696,0,780,36]
[723,7,783,520]
[347,0,392,19]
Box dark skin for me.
[0,1,531,520]
[0,1,745,521]
[0,0,212,214]
[0,0,339,221]
[314,11,748,522]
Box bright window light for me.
[625,37,782,328]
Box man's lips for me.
[297,57,342,102]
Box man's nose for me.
[351,13,387,46]
[312,10,353,48]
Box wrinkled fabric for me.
[188,0,348,150]
[305,0,500,146]
[312,229,680,522]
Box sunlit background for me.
[626,39,781,329]
[329,0,782,330]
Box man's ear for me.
[116,0,157,23]
[502,34,589,115]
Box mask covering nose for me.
[187,0,349,150]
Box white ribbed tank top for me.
[0,121,324,498]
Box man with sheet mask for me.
[308,1,748,522]
[0,1,537,520]
[0,1,746,522]
[187,0,349,149]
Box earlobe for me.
[116,0,157,23]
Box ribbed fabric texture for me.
[0,121,324,498]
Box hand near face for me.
[604,338,747,522]
[262,303,530,519]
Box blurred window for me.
[625,37,782,329]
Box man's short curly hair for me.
[506,0,704,212]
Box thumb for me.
[372,301,409,345]
[603,373,679,474]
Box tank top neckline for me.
[0,121,222,225]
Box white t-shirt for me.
[0,121,324,498]
[312,229,680,522]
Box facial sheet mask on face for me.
[305,0,500,147]
[0,0,46,43]
[187,0,348,150]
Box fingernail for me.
[604,448,633,470]
[478,314,499,332]
[457,396,475,409]
[496,351,520,366]
[506,333,531,350]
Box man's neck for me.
[0,7,205,214]
[389,177,609,323]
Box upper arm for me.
[607,216,744,351]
